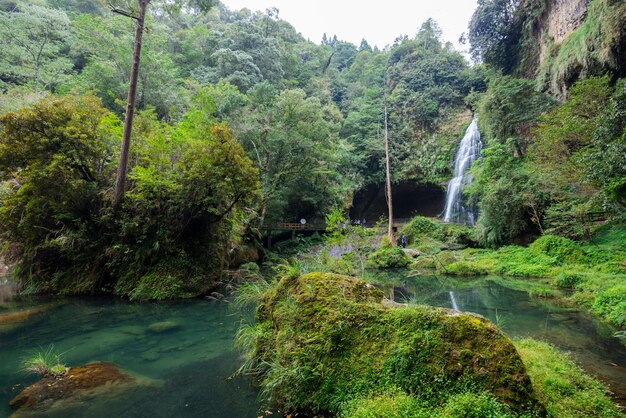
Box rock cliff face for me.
[538,0,590,63]
[517,0,626,97]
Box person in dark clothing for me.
[400,234,407,248]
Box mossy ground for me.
[514,338,623,418]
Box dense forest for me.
[1,0,626,417]
[1,0,624,299]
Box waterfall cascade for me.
[449,291,459,311]
[442,116,482,225]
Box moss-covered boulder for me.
[239,273,544,416]
[10,361,156,416]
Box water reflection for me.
[0,276,17,305]
[368,271,626,405]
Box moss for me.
[366,246,410,269]
[239,273,543,416]
[514,338,623,418]
[340,389,520,418]
[114,257,214,301]
[443,261,489,276]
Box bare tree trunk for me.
[384,97,394,244]
[34,62,39,95]
[113,0,149,210]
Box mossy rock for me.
[10,362,139,415]
[147,321,181,334]
[243,273,543,416]
[366,246,411,269]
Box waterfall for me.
[443,116,482,225]
[449,291,460,311]
[449,291,459,311]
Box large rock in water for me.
[246,273,544,416]
[10,362,145,417]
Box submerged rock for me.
[147,320,180,333]
[10,362,143,416]
[0,306,50,333]
[244,273,544,416]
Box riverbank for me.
[235,272,623,417]
[274,217,625,329]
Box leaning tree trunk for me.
[112,0,149,210]
[383,97,394,244]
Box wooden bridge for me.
[262,218,412,248]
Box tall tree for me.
[383,96,394,243]
[111,0,149,209]
[0,4,71,94]
[109,0,214,209]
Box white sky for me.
[221,0,478,52]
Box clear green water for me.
[1,273,625,416]
[370,272,626,405]
[0,293,259,417]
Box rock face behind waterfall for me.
[443,116,482,225]
[242,273,543,416]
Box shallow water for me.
[0,292,259,417]
[370,272,626,405]
[2,273,626,415]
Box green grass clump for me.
[528,235,583,265]
[592,285,626,326]
[237,273,543,416]
[402,216,446,242]
[443,261,489,276]
[514,338,623,418]
[22,346,68,378]
[366,245,410,269]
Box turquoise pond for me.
[1,273,625,416]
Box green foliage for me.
[0,93,260,299]
[478,76,555,155]
[515,338,623,418]
[366,245,410,269]
[582,78,626,207]
[528,235,582,265]
[0,4,71,93]
[402,216,446,241]
[593,285,626,327]
[22,346,68,377]
[468,0,520,70]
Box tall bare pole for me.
[112,0,149,210]
[383,95,394,243]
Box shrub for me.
[366,246,410,269]
[555,271,585,289]
[528,235,583,265]
[402,216,445,242]
[593,285,626,327]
